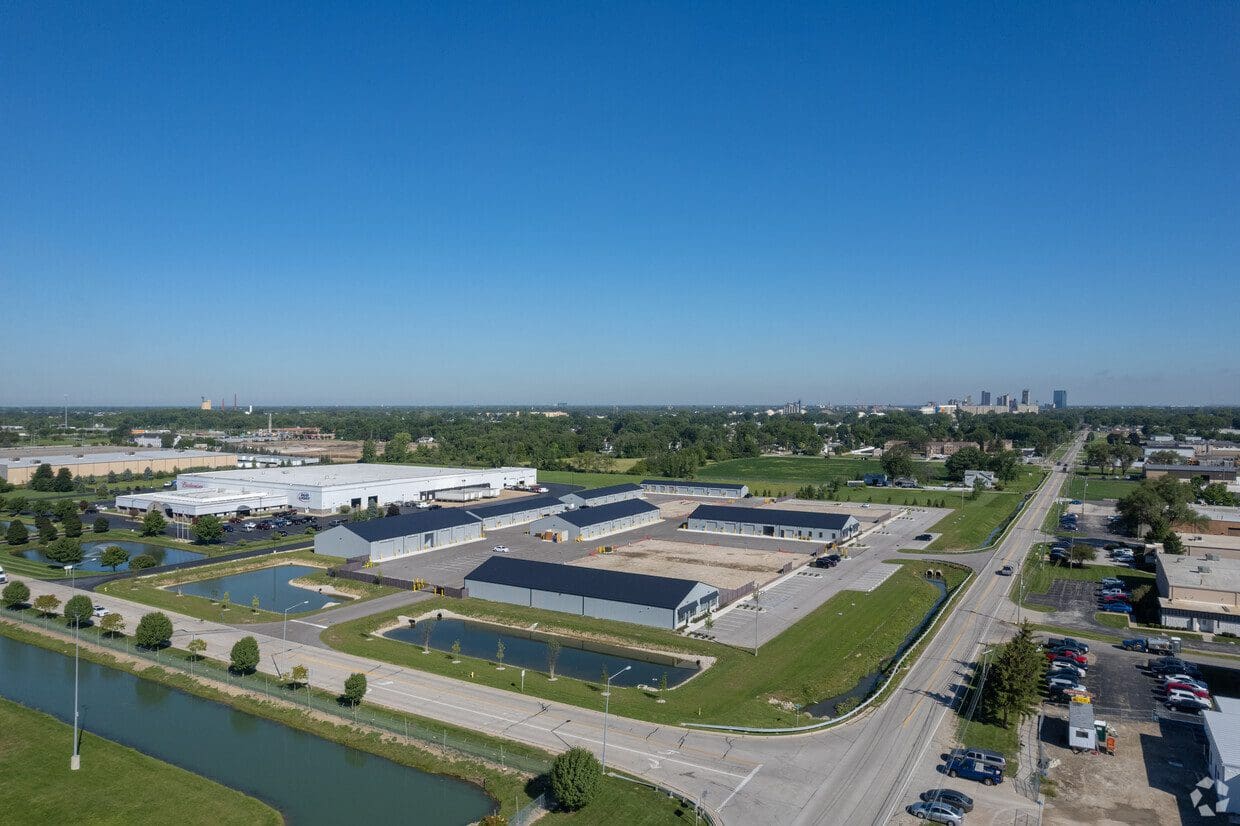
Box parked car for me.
[943,756,1003,785]
[1046,650,1087,665]
[955,747,1006,770]
[1151,658,1201,677]
[1100,577,1125,588]
[1047,638,1089,654]
[813,556,837,569]
[1165,681,1211,699]
[915,533,933,541]
[1166,691,1211,710]
[1046,675,1087,692]
[223,524,235,533]
[91,604,107,618]
[491,545,511,554]
[242,523,256,532]
[1167,697,1211,713]
[1162,673,1207,688]
[905,801,964,824]
[1099,602,1133,614]
[1048,658,1087,676]
[997,565,1014,576]
[328,518,346,526]
[0,566,6,584]
[919,789,974,813]
[1100,594,1130,604]
[1099,588,1129,598]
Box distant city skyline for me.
[1,4,1237,407]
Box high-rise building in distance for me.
[1021,389,1030,405]
[1053,390,1068,408]
[980,390,991,406]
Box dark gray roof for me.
[465,556,711,609]
[343,509,480,542]
[688,504,857,531]
[641,479,746,491]
[565,483,642,500]
[550,498,660,528]
[465,495,564,519]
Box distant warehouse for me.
[559,483,644,508]
[640,479,749,499]
[685,504,861,543]
[0,449,233,485]
[464,556,719,629]
[529,498,661,542]
[465,495,566,530]
[315,509,483,562]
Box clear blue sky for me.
[2,2,1237,406]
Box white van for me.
[0,566,7,583]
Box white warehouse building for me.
[120,463,537,516]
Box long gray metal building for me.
[529,498,661,542]
[464,495,566,530]
[559,483,644,508]
[463,556,719,629]
[640,479,749,499]
[314,509,483,562]
[685,504,861,543]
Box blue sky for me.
[2,2,1237,406]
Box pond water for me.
[807,577,949,718]
[19,540,204,572]
[384,617,699,688]
[0,634,494,825]
[170,564,341,612]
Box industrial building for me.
[559,483,644,508]
[235,454,322,468]
[315,509,484,562]
[116,488,289,519]
[685,504,861,543]
[1144,462,1237,482]
[639,479,749,499]
[463,556,718,629]
[145,463,536,515]
[0,449,233,484]
[1189,505,1240,537]
[1156,552,1240,634]
[529,498,661,542]
[464,495,566,530]
[1203,697,1240,819]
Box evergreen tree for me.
[5,518,29,545]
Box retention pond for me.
[168,564,341,612]
[20,540,204,572]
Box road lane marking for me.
[720,762,762,810]
[290,620,328,629]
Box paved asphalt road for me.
[20,435,1087,825]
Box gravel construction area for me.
[568,538,798,590]
[758,498,895,523]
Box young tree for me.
[63,515,82,538]
[549,747,603,810]
[100,612,125,636]
[385,503,401,517]
[134,611,174,648]
[28,463,56,491]
[64,594,94,626]
[7,495,28,514]
[186,637,207,660]
[421,618,434,653]
[250,595,261,612]
[495,639,506,669]
[230,636,260,673]
[450,639,462,663]
[53,467,75,492]
[2,579,31,608]
[32,593,61,617]
[547,639,561,680]
[92,515,110,533]
[37,517,58,543]
[129,554,156,572]
[53,499,79,522]
[1084,440,1113,476]
[100,545,130,571]
[1069,544,1097,567]
[141,509,167,536]
[359,439,377,463]
[191,514,225,544]
[342,672,367,706]
[44,537,83,565]
[5,517,29,545]
[290,664,309,689]
[1163,532,1184,554]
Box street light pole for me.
[282,600,310,644]
[64,564,80,770]
[601,665,631,772]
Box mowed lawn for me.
[697,456,947,488]
[1065,474,1138,501]
[325,561,968,727]
[0,697,281,826]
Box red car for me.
[1047,650,1087,665]
[1100,594,1130,604]
[1165,681,1211,699]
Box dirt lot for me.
[1043,716,1210,825]
[568,538,797,590]
[759,498,894,523]
[653,498,706,520]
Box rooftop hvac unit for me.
[1198,566,1212,574]
[1206,554,1219,561]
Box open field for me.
[1065,474,1138,501]
[324,560,970,727]
[698,455,946,487]
[925,491,1026,551]
[0,696,281,826]
[570,538,796,590]
[538,470,645,489]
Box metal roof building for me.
[0,449,233,484]
[464,556,719,629]
[639,479,749,499]
[1205,700,1240,816]
[685,504,861,543]
[465,495,567,530]
[315,509,483,562]
[559,483,644,508]
[529,498,661,542]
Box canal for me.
[0,634,494,825]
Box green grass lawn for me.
[925,492,1025,551]
[1065,474,1137,501]
[324,560,970,727]
[697,455,948,488]
[538,470,646,489]
[1093,611,1131,629]
[955,653,1020,776]
[0,696,281,825]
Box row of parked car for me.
[906,747,1008,823]
[1095,576,1134,615]
[1147,656,1213,713]
[1044,636,1091,699]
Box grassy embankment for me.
[0,696,282,826]
[93,550,398,623]
[0,618,688,824]
[324,560,970,728]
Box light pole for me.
[601,665,631,772]
[282,600,310,644]
[64,564,80,770]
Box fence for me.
[328,565,467,598]
[509,793,547,826]
[3,609,549,776]
[716,581,755,608]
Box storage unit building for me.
[639,479,749,499]
[559,483,644,508]
[685,504,861,543]
[315,509,483,562]
[529,498,661,542]
[463,556,719,629]
[465,495,566,530]
[1204,698,1240,818]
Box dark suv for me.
[813,554,842,569]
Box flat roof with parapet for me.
[1158,552,1240,594]
[0,449,223,468]
[120,488,284,505]
[181,463,531,487]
